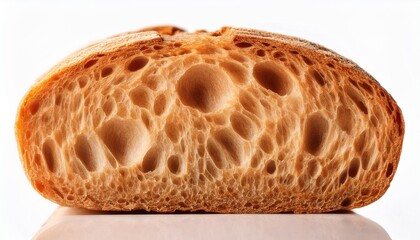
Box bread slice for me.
[15,26,404,213]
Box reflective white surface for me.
[34,207,390,240]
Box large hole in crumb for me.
[273,51,285,59]
[341,197,352,207]
[75,134,102,172]
[253,61,292,96]
[84,59,98,68]
[256,49,266,57]
[167,155,181,174]
[176,64,232,113]
[348,157,360,178]
[303,113,329,155]
[42,139,61,173]
[142,146,162,173]
[127,56,149,72]
[265,160,276,174]
[101,67,113,78]
[98,118,149,166]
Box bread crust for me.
[16,26,404,213]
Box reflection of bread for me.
[15,26,404,213]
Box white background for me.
[1,0,419,239]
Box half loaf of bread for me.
[15,26,404,213]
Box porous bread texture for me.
[15,26,404,213]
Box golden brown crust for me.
[15,26,404,213]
